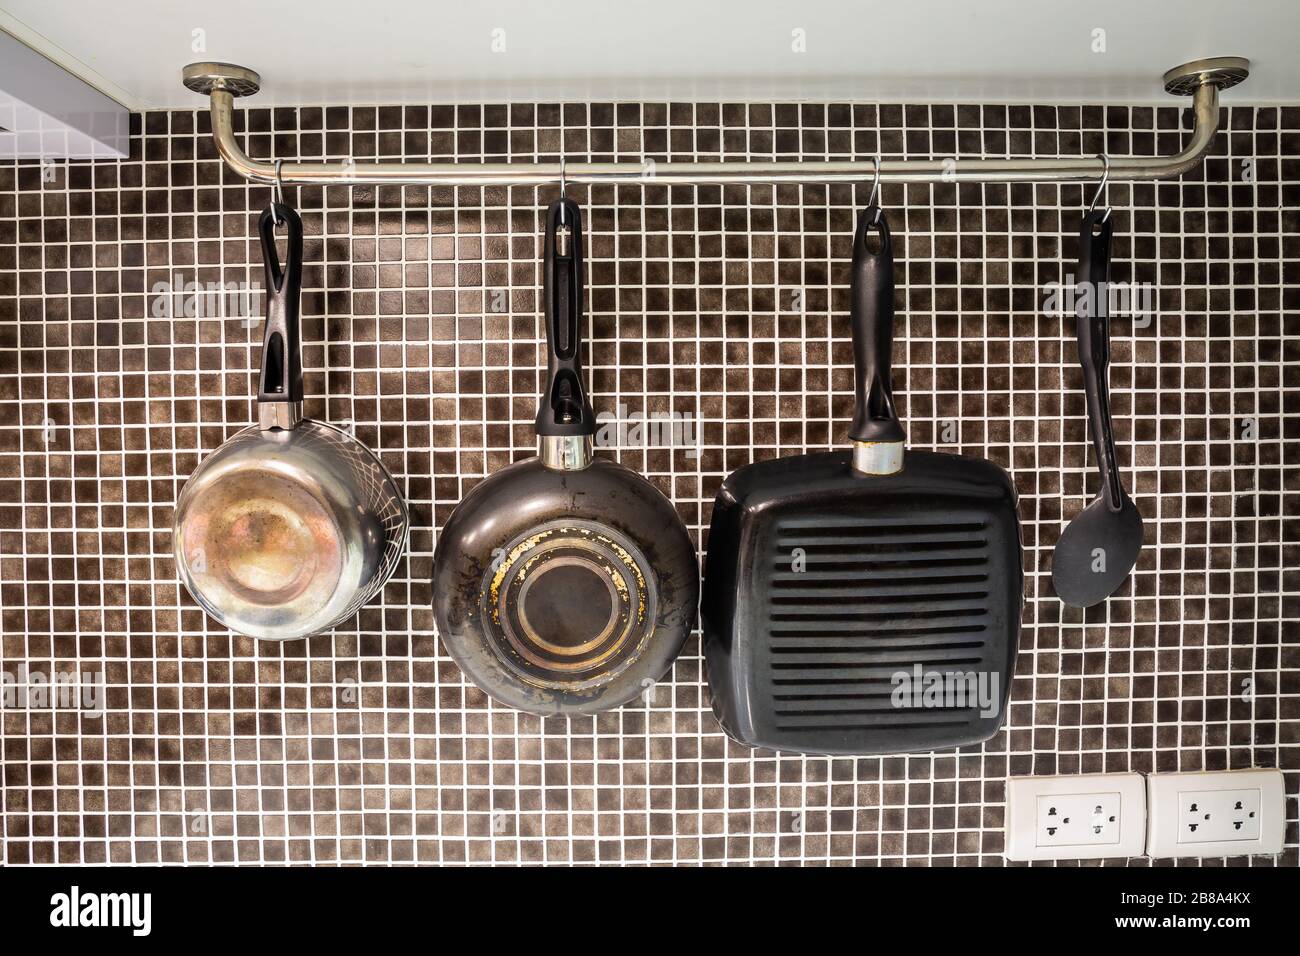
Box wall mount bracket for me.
[182,56,1249,188]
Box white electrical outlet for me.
[1036,791,1122,847]
[1181,788,1261,844]
[1146,768,1286,859]
[1005,773,1146,861]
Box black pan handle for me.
[848,206,905,444]
[535,198,596,438]
[1075,209,1124,513]
[256,202,304,405]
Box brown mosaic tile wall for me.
[0,101,1296,865]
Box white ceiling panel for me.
[1,0,1294,109]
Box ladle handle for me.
[256,202,304,408]
[1075,209,1124,512]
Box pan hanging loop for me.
[555,159,571,256]
[1087,153,1111,222]
[270,158,286,225]
[867,155,883,224]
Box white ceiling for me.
[1,0,1295,111]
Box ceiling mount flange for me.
[182,62,261,97]
[1162,56,1250,96]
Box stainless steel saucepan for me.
[173,201,408,640]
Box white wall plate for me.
[1146,769,1287,859]
[1006,773,1146,862]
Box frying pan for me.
[701,204,1024,755]
[173,201,409,640]
[432,198,698,715]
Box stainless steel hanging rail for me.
[182,57,1249,188]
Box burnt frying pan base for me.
[483,519,658,691]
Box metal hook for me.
[868,155,883,222]
[554,160,572,255]
[271,158,285,224]
[558,160,567,224]
[1088,153,1111,222]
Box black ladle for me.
[1052,208,1144,607]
